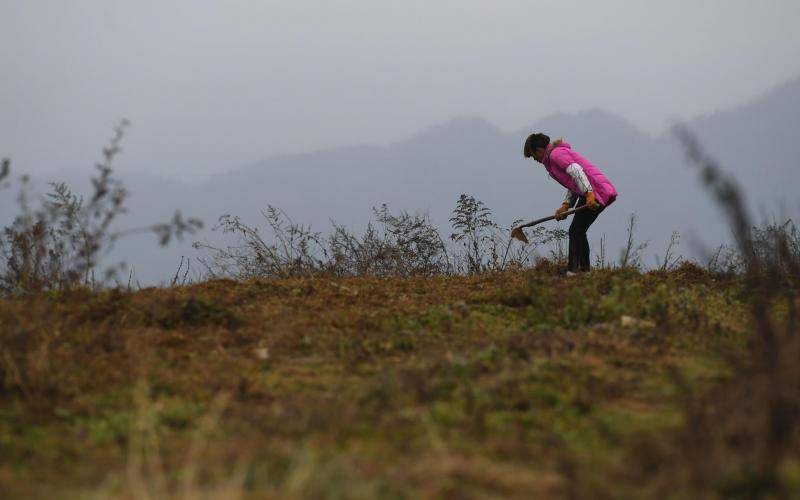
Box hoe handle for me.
[516,204,590,230]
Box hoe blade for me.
[510,227,528,244]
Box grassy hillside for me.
[4,263,780,499]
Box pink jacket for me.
[543,141,618,207]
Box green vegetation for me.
[4,263,782,498]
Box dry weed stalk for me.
[631,127,800,497]
[0,120,202,294]
[93,382,247,500]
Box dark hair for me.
[523,133,550,158]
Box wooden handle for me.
[516,204,590,230]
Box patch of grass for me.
[0,268,767,497]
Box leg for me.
[570,202,603,272]
[567,227,581,273]
[580,232,591,272]
[567,197,587,273]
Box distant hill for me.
[5,77,799,284]
[672,76,800,205]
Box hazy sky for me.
[2,0,800,179]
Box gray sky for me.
[2,0,800,179]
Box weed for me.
[0,121,202,295]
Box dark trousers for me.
[568,196,604,273]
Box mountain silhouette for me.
[5,77,799,284]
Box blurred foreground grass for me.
[0,263,761,498]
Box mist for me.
[2,0,800,284]
[3,1,799,177]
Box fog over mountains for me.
[5,77,799,284]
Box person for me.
[523,133,618,275]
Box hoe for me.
[510,204,589,244]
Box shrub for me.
[0,120,202,294]
[194,195,577,279]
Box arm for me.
[563,189,577,207]
[565,162,599,209]
[556,189,576,220]
[565,163,592,194]
[550,151,596,216]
